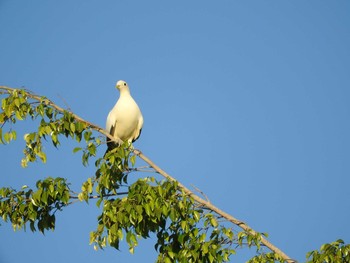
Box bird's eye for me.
[124,83,127,86]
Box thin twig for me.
[69,192,128,199]
[56,93,72,111]
[127,166,156,173]
[191,184,211,203]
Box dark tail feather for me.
[104,137,120,157]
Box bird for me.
[105,80,143,153]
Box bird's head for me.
[116,80,129,91]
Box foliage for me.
[247,252,288,263]
[0,177,70,233]
[90,177,236,262]
[0,88,93,167]
[306,239,350,263]
[0,87,348,263]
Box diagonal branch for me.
[0,86,122,144]
[0,86,296,262]
[133,149,296,262]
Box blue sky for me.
[1,1,349,262]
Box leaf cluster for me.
[90,177,237,262]
[0,177,70,233]
[306,239,350,263]
[247,252,289,263]
[0,88,97,167]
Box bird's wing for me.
[132,114,144,142]
[106,109,118,149]
[106,109,117,134]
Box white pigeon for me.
[105,80,143,151]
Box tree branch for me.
[0,86,296,262]
[133,149,296,262]
[0,86,123,144]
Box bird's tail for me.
[104,137,120,157]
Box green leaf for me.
[199,233,206,243]
[210,217,218,228]
[61,190,70,204]
[41,190,48,205]
[193,210,200,222]
[51,132,57,142]
[84,131,92,142]
[45,107,53,119]
[87,178,93,193]
[70,122,75,133]
[73,147,82,153]
[14,98,20,107]
[0,128,3,144]
[37,151,47,163]
[15,110,23,120]
[181,220,187,232]
[96,198,102,208]
[126,231,136,247]
[130,155,136,166]
[3,132,9,143]
[88,142,96,155]
[75,121,86,133]
[44,125,51,135]
[78,192,86,202]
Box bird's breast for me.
[112,97,142,141]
